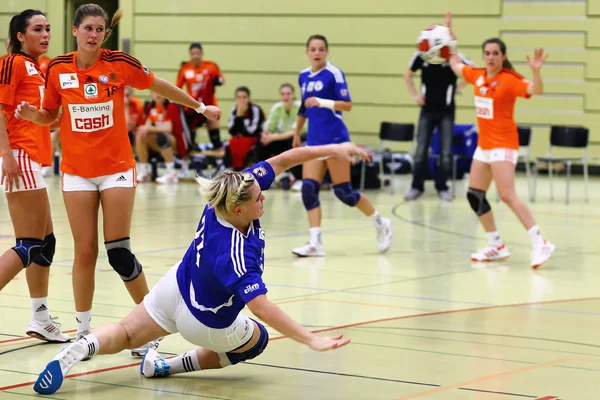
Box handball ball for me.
[417,25,455,64]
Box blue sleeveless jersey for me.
[176,161,275,329]
[298,62,352,146]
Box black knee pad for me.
[156,133,170,149]
[12,238,44,268]
[333,182,361,207]
[221,319,269,366]
[33,233,56,267]
[467,187,491,216]
[105,237,143,282]
[301,179,321,211]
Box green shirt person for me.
[261,83,307,146]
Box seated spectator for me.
[124,86,144,150]
[136,92,179,184]
[254,83,305,184]
[224,86,265,170]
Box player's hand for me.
[308,334,351,352]
[14,101,38,121]
[414,94,425,106]
[1,154,21,192]
[292,133,302,148]
[261,131,274,145]
[527,48,548,71]
[335,143,372,164]
[202,105,221,120]
[304,97,320,108]
[445,11,452,29]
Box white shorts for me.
[0,149,46,193]
[473,147,518,165]
[143,263,255,353]
[61,168,137,192]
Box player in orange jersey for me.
[446,12,554,269]
[176,43,224,155]
[16,4,220,357]
[0,9,70,342]
[136,91,179,184]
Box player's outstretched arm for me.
[266,142,372,176]
[14,102,59,126]
[247,294,350,351]
[149,76,221,121]
[445,12,464,78]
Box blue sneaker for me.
[33,340,88,394]
[140,348,170,378]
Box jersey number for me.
[194,215,206,268]
[104,86,118,97]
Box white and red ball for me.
[416,25,455,64]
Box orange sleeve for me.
[461,65,480,85]
[0,56,23,106]
[175,67,185,88]
[42,65,62,110]
[118,54,155,90]
[509,72,532,99]
[136,102,145,126]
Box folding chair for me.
[532,126,589,204]
[360,122,414,194]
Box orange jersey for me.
[0,53,52,166]
[176,60,222,106]
[38,55,51,75]
[127,96,145,129]
[463,65,531,150]
[44,49,154,178]
[146,104,170,129]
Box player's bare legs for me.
[292,159,326,256]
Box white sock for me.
[370,211,384,227]
[486,231,503,247]
[166,350,202,374]
[138,163,150,174]
[309,227,322,245]
[528,225,543,246]
[77,333,100,359]
[165,162,175,174]
[76,310,92,334]
[181,160,190,172]
[32,297,50,321]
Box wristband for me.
[316,98,335,109]
[195,102,207,114]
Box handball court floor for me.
[0,172,598,400]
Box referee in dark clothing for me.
[404,51,473,201]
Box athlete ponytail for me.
[72,4,123,44]
[8,9,46,54]
[482,38,514,71]
[196,172,256,218]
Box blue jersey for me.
[298,62,352,146]
[176,161,275,329]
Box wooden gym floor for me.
[0,172,598,400]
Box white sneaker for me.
[291,180,303,192]
[140,348,170,378]
[155,173,179,184]
[26,317,71,343]
[531,240,555,269]
[471,244,511,262]
[292,242,325,257]
[178,168,193,179]
[131,336,163,358]
[137,172,152,182]
[375,218,393,253]
[33,340,88,394]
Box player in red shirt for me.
[0,9,70,342]
[446,12,554,268]
[176,43,224,163]
[16,4,220,356]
